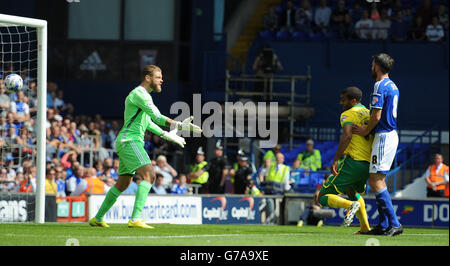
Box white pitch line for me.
[2,232,448,239]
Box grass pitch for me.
[0,223,448,246]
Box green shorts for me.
[116,140,151,176]
[320,155,369,195]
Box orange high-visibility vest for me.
[427,164,449,191]
[445,183,449,198]
[84,177,105,194]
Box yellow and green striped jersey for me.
[340,104,373,162]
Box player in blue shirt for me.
[353,53,403,236]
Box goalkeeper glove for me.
[161,128,186,148]
[176,116,202,133]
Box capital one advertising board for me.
[202,196,263,224]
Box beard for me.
[150,82,162,92]
[371,68,377,79]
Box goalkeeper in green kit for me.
[89,65,202,229]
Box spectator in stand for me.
[65,165,84,196]
[355,9,374,40]
[187,147,209,194]
[370,3,380,21]
[263,144,281,164]
[72,167,108,198]
[154,155,177,190]
[106,158,119,180]
[425,153,449,198]
[150,173,167,195]
[391,10,409,41]
[295,0,313,33]
[53,90,65,110]
[257,157,273,185]
[314,0,332,33]
[230,154,253,195]
[206,140,229,194]
[171,174,188,194]
[263,5,279,32]
[0,83,10,118]
[387,0,403,19]
[27,81,38,117]
[5,126,18,146]
[19,165,36,192]
[297,139,322,171]
[330,0,350,38]
[45,167,58,195]
[416,0,436,26]
[438,2,449,30]
[264,152,291,194]
[10,90,30,129]
[280,0,296,32]
[403,6,414,26]
[55,164,66,197]
[372,9,391,40]
[349,0,363,23]
[95,160,105,177]
[108,120,120,150]
[412,15,427,40]
[426,15,445,42]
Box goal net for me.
[0,14,47,223]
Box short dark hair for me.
[373,53,394,74]
[341,86,362,102]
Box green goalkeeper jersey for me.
[116,86,168,147]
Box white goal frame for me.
[0,14,47,223]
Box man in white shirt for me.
[372,9,391,40]
[355,9,374,39]
[153,155,177,189]
[314,0,332,32]
[426,16,445,42]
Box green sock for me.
[95,186,122,221]
[131,180,152,220]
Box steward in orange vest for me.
[425,154,449,198]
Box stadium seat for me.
[276,30,292,41]
[259,30,275,41]
[292,31,308,41]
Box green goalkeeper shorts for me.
[320,155,369,195]
[116,140,151,176]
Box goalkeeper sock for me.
[349,193,370,232]
[95,186,122,221]
[131,180,152,220]
[319,194,352,209]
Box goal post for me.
[0,14,47,223]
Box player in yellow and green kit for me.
[318,86,373,234]
[89,65,202,229]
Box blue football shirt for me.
[370,77,399,133]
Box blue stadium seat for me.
[276,30,292,41]
[309,31,326,41]
[292,31,309,41]
[259,30,275,41]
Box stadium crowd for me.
[261,0,448,41]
